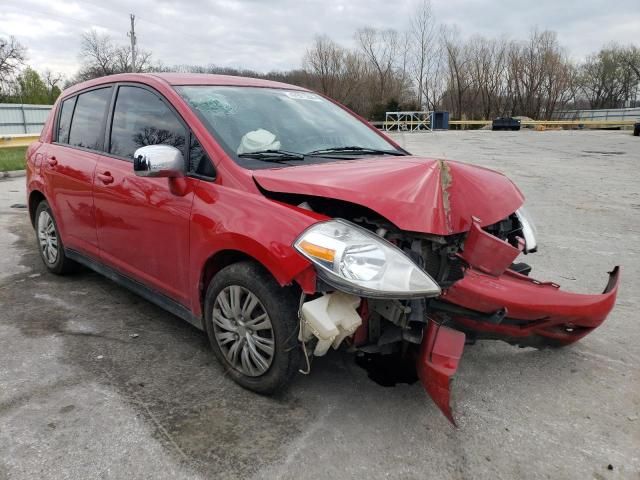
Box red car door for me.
[41,86,113,257]
[93,84,194,306]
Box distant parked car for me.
[25,73,619,424]
[492,117,521,131]
[634,122,639,136]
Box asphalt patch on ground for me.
[1,216,312,478]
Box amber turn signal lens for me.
[298,240,336,262]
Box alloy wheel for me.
[212,285,275,377]
[37,210,58,265]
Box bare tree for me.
[73,29,153,83]
[442,27,474,119]
[304,35,345,98]
[303,35,368,108]
[133,49,152,72]
[506,30,573,119]
[79,30,117,76]
[409,0,441,109]
[42,70,63,89]
[0,36,27,98]
[625,46,640,80]
[42,70,64,103]
[398,31,412,96]
[113,45,152,74]
[356,27,400,102]
[467,36,511,118]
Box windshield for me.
[175,86,403,169]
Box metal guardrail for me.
[0,103,52,135]
[519,120,637,126]
[554,107,640,122]
[0,133,40,148]
[378,119,637,129]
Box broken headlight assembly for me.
[515,206,537,253]
[294,219,441,298]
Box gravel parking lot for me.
[1,130,638,479]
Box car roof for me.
[150,73,307,89]
[61,73,308,98]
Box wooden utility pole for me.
[128,14,137,72]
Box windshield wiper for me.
[305,146,406,157]
[238,150,305,162]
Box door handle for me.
[97,172,114,185]
[47,156,57,167]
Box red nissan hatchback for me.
[27,73,619,422]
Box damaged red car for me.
[26,73,620,423]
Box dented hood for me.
[253,156,525,235]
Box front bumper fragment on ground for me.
[416,321,465,425]
[418,266,619,424]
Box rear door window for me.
[109,86,186,160]
[68,87,113,150]
[57,97,76,144]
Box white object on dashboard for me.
[237,128,281,154]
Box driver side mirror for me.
[133,145,185,178]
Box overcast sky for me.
[2,0,639,77]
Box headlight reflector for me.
[294,219,441,298]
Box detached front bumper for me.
[445,218,620,346]
[418,266,619,424]
[441,265,620,346]
[417,219,620,423]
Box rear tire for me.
[34,201,79,275]
[204,261,301,394]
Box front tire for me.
[34,201,79,275]
[204,261,301,394]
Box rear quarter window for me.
[56,97,76,144]
[68,87,113,150]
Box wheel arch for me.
[199,249,255,314]
[197,244,308,317]
[28,190,47,227]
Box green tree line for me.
[0,37,63,105]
